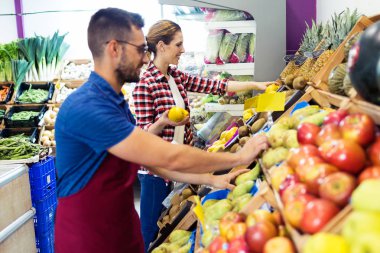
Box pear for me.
[235,162,261,185]
[169,230,192,244]
[177,243,191,253]
[342,211,380,243]
[203,199,219,209]
[262,147,289,169]
[300,111,329,126]
[268,128,288,147]
[231,180,254,199]
[277,116,295,129]
[205,199,232,221]
[232,193,252,212]
[283,129,299,148]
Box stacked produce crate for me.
[29,156,57,253]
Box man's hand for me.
[254,81,281,91]
[209,169,250,190]
[237,134,269,165]
[159,110,190,127]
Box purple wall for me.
[14,0,25,38]
[286,0,316,55]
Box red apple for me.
[297,123,321,145]
[319,172,357,206]
[226,222,247,242]
[251,209,277,226]
[287,145,321,169]
[323,109,348,125]
[315,124,342,147]
[263,236,296,253]
[303,163,339,195]
[220,212,246,238]
[270,163,295,191]
[295,156,325,182]
[279,174,300,197]
[340,113,376,146]
[319,139,366,174]
[358,166,380,183]
[245,221,278,253]
[300,199,340,234]
[228,237,250,253]
[281,183,308,205]
[208,236,228,253]
[368,137,380,166]
[284,194,315,229]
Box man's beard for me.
[115,53,141,84]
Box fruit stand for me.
[149,11,380,253]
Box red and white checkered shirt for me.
[133,62,228,144]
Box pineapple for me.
[310,8,360,78]
[281,20,324,80]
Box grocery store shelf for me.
[204,63,254,75]
[205,103,244,116]
[205,20,256,33]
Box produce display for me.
[40,129,55,147]
[18,87,49,103]
[0,135,40,160]
[11,111,39,121]
[61,61,93,80]
[0,40,18,82]
[43,107,59,126]
[152,230,192,253]
[0,85,11,102]
[55,85,76,103]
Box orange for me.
[168,107,188,122]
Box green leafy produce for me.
[219,33,238,62]
[11,111,39,121]
[235,33,251,62]
[18,85,49,103]
[0,135,40,160]
[0,40,19,82]
[210,10,248,21]
[12,59,32,91]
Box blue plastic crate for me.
[33,190,57,235]
[35,227,54,253]
[29,156,57,201]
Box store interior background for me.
[1,0,379,215]
[1,0,380,59]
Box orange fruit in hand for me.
[168,107,189,122]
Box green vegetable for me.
[18,85,49,103]
[11,59,33,91]
[235,33,250,62]
[11,111,39,121]
[249,33,256,56]
[219,33,238,62]
[0,135,40,160]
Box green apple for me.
[351,233,380,253]
[352,179,380,212]
[342,211,380,243]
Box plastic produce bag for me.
[209,10,251,21]
[204,30,224,64]
[219,33,239,63]
[234,33,251,62]
[247,33,256,63]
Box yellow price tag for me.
[256,92,286,112]
[244,96,258,110]
[192,195,205,229]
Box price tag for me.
[244,96,258,110]
[256,92,286,112]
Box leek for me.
[12,59,32,91]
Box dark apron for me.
[55,153,144,253]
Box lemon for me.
[168,107,188,122]
[265,83,280,93]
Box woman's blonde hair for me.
[146,20,181,55]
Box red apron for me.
[55,154,144,253]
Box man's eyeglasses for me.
[106,39,148,55]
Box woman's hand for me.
[159,110,190,127]
[254,81,281,91]
[209,169,250,190]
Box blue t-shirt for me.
[55,72,136,197]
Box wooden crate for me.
[310,15,374,91]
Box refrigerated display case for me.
[159,0,286,81]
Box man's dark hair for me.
[87,8,144,58]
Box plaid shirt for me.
[133,62,228,174]
[133,62,228,144]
